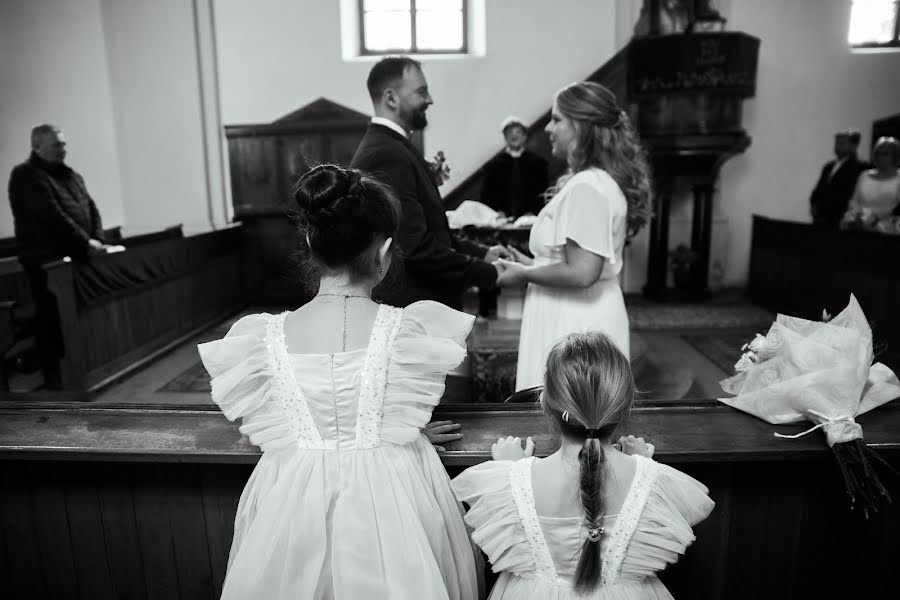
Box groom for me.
[351,56,508,310]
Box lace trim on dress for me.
[601,456,659,585]
[265,313,327,450]
[510,457,561,585]
[355,305,404,449]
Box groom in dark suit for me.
[351,56,508,309]
[810,129,869,228]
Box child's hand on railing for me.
[491,436,534,461]
[615,435,655,458]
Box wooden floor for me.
[8,291,773,405]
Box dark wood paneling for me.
[226,98,371,219]
[3,449,899,599]
[43,229,247,392]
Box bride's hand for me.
[495,259,527,288]
[507,246,534,266]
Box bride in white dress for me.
[496,82,653,391]
[198,165,480,599]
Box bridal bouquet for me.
[720,295,900,517]
[427,151,451,187]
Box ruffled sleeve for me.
[554,171,626,263]
[620,462,715,579]
[197,313,273,422]
[452,461,534,575]
[381,301,475,445]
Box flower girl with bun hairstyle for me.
[199,164,480,599]
[453,332,714,599]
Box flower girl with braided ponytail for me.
[453,332,714,599]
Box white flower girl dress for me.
[198,301,479,599]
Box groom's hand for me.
[424,420,463,452]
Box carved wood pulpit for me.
[625,32,759,300]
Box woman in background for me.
[842,136,900,231]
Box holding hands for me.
[491,435,535,461]
[485,245,514,263]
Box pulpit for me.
[625,32,759,299]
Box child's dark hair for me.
[542,332,635,593]
[292,164,400,282]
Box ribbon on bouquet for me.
[774,412,863,447]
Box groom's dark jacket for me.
[351,123,497,309]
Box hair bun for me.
[295,165,365,229]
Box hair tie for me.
[586,525,605,542]
[561,410,570,423]
[585,428,601,438]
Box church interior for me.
[2,1,900,598]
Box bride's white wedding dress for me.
[516,167,630,391]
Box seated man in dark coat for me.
[810,129,869,228]
[351,56,509,310]
[7,124,111,387]
[481,116,549,218]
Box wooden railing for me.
[0,399,898,598]
[43,227,247,391]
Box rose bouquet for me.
[719,295,900,517]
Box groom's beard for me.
[401,105,428,130]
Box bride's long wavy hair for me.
[550,82,653,242]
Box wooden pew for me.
[43,227,247,391]
[0,398,898,598]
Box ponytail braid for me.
[574,437,606,593]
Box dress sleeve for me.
[197,313,273,421]
[621,462,715,578]
[452,461,533,575]
[555,179,624,263]
[381,301,475,445]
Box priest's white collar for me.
[371,117,408,139]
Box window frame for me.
[849,0,900,50]
[357,0,469,56]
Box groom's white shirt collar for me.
[371,117,408,139]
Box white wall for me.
[214,0,618,193]
[0,0,124,237]
[717,0,900,286]
[99,0,221,235]
[1,0,229,239]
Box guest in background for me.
[810,129,869,228]
[841,136,900,230]
[7,124,112,388]
[351,56,509,309]
[481,116,549,218]
[496,82,653,391]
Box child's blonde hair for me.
[542,332,636,593]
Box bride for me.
[496,81,653,391]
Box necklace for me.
[314,293,370,351]
[316,293,370,299]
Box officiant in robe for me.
[481,116,549,218]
